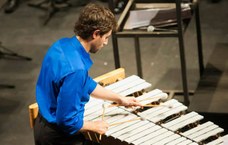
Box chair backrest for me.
[28,68,125,128]
[28,103,38,128]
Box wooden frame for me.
[28,68,126,128]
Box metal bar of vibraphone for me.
[104,75,152,97]
[108,120,143,138]
[111,121,147,138]
[124,125,163,143]
[166,137,189,145]
[149,103,187,123]
[181,121,214,136]
[105,109,134,124]
[169,114,203,131]
[111,79,145,93]
[153,134,182,145]
[108,96,193,142]
[137,92,168,107]
[205,137,223,145]
[190,126,224,142]
[135,89,163,101]
[162,112,202,129]
[120,89,168,113]
[142,131,177,145]
[84,77,226,145]
[138,99,178,117]
[194,128,224,143]
[176,139,193,145]
[119,82,151,96]
[189,124,219,139]
[105,75,140,90]
[112,121,154,140]
[134,129,173,145]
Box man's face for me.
[90,30,112,53]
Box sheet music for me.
[124,9,159,30]
[123,3,191,30]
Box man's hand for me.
[81,120,109,134]
[91,120,109,134]
[118,97,142,107]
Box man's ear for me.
[92,30,100,39]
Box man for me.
[34,3,141,145]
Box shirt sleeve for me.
[55,70,96,135]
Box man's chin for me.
[89,49,99,54]
[90,47,101,53]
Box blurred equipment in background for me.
[0,41,32,89]
[28,0,71,25]
[4,0,19,13]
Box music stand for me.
[0,41,32,89]
[28,0,71,25]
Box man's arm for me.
[90,84,141,107]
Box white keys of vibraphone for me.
[111,120,148,138]
[118,123,159,141]
[187,143,199,145]
[142,100,187,123]
[106,113,135,125]
[119,82,151,96]
[84,103,102,116]
[85,102,121,120]
[124,126,165,143]
[104,108,130,123]
[166,137,190,145]
[139,99,177,115]
[138,99,179,122]
[111,79,145,94]
[152,133,182,145]
[162,111,203,131]
[105,115,138,136]
[136,89,163,101]
[136,89,167,104]
[181,121,214,136]
[205,137,223,145]
[188,124,219,139]
[120,90,169,115]
[151,104,188,123]
[137,131,173,145]
[84,98,103,109]
[169,113,203,131]
[176,139,193,145]
[138,93,168,106]
[193,127,224,142]
[105,75,140,90]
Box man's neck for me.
[76,36,90,53]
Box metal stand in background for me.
[109,0,204,106]
[0,41,32,89]
[28,0,71,25]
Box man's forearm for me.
[91,84,123,104]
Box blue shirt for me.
[36,36,97,135]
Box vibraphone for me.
[84,74,227,145]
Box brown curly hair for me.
[74,3,117,40]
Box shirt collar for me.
[70,36,93,70]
